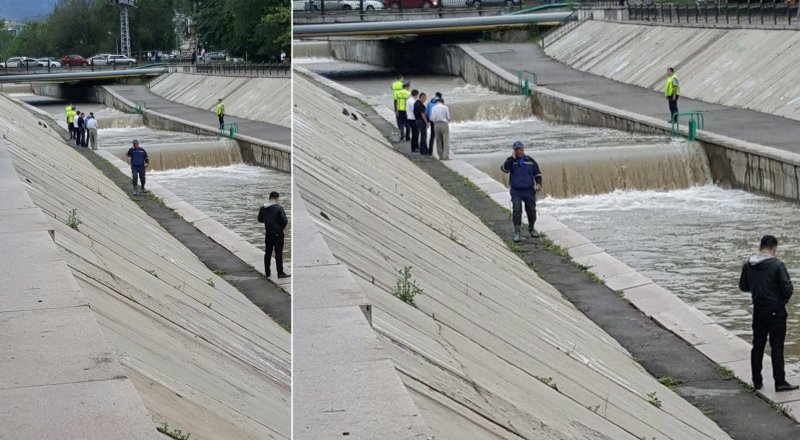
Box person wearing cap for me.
[258,191,290,279]
[501,141,543,242]
[126,140,149,195]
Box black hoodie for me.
[739,253,794,310]
[258,201,288,235]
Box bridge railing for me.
[192,63,291,77]
[0,60,152,76]
[294,0,532,15]
[626,1,798,26]
[540,10,580,46]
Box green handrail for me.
[134,101,146,114]
[671,111,704,140]
[517,70,538,96]
[220,123,239,139]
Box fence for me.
[0,60,147,75]
[627,2,799,25]
[540,11,580,46]
[193,63,291,77]
[294,0,532,15]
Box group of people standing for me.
[391,75,452,160]
[65,103,98,150]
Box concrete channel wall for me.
[0,93,291,439]
[295,71,732,439]
[29,82,290,172]
[316,38,800,200]
[148,73,290,128]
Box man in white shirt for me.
[86,113,99,150]
[405,89,419,152]
[430,98,451,160]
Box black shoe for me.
[753,381,763,391]
[266,272,271,278]
[775,383,799,392]
[277,273,291,279]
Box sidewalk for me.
[106,84,291,147]
[474,42,800,154]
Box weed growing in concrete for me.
[146,192,164,204]
[446,224,460,243]
[206,278,215,288]
[657,376,682,389]
[204,302,212,309]
[507,241,523,253]
[66,208,82,231]
[540,236,568,258]
[572,261,603,284]
[212,269,226,276]
[646,391,662,408]
[157,423,191,439]
[771,401,789,416]
[698,404,715,418]
[715,365,736,381]
[393,266,422,306]
[534,376,558,391]
[146,269,159,279]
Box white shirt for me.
[86,118,98,129]
[430,103,451,123]
[73,117,79,128]
[406,97,416,120]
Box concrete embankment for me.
[295,72,731,439]
[0,93,290,439]
[148,73,290,128]
[308,38,800,201]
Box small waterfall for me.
[467,142,713,198]
[448,96,533,122]
[96,114,144,129]
[106,140,243,171]
[2,84,34,94]
[293,41,333,59]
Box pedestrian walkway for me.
[474,42,800,154]
[106,84,291,147]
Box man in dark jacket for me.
[126,140,149,195]
[740,235,796,392]
[258,191,290,279]
[501,141,542,242]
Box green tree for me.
[7,22,54,57]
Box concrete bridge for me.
[0,67,167,83]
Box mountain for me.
[0,0,58,20]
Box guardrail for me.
[220,123,239,139]
[0,61,150,76]
[627,2,799,25]
[540,11,580,46]
[194,63,291,77]
[672,111,704,141]
[294,0,540,15]
[517,70,538,95]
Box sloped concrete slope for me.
[545,21,800,121]
[149,73,290,128]
[294,73,731,439]
[0,94,290,440]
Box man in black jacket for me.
[740,235,796,392]
[258,191,290,279]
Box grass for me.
[146,269,159,279]
[715,365,736,381]
[146,192,164,204]
[66,208,82,230]
[507,241,523,253]
[157,423,191,440]
[647,391,662,408]
[698,403,716,418]
[206,278,215,288]
[657,376,682,389]
[534,376,559,391]
[393,266,422,306]
[212,269,226,276]
[539,236,569,258]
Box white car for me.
[2,56,35,68]
[107,54,137,65]
[89,54,112,65]
[341,0,384,9]
[35,58,61,68]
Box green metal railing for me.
[134,101,146,114]
[220,123,239,139]
[671,111,704,141]
[517,70,538,96]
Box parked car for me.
[2,56,35,68]
[340,0,384,10]
[35,58,61,68]
[466,0,519,7]
[384,0,441,9]
[89,54,112,65]
[206,52,226,60]
[107,54,137,65]
[61,54,90,66]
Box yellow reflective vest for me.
[65,104,72,117]
[216,103,224,115]
[665,74,680,97]
[67,110,76,123]
[391,80,403,110]
[396,89,410,112]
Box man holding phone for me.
[501,141,542,243]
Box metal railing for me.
[294,0,532,15]
[0,59,148,75]
[194,63,290,77]
[220,123,239,139]
[135,101,146,114]
[627,2,799,26]
[672,111,704,140]
[540,11,580,46]
[517,70,538,95]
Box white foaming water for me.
[541,185,800,363]
[151,164,292,260]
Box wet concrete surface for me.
[309,72,800,438]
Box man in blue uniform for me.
[126,140,149,195]
[501,141,542,242]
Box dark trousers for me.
[752,306,787,386]
[399,112,409,140]
[131,165,146,190]
[512,198,536,230]
[396,111,405,139]
[67,119,74,139]
[76,128,85,146]
[409,119,419,152]
[668,96,679,122]
[218,115,224,128]
[265,231,285,276]
[417,120,429,155]
[429,121,436,152]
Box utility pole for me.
[110,0,136,57]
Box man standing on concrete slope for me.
[259,192,290,279]
[426,92,441,153]
[501,141,542,243]
[76,112,87,147]
[666,67,680,122]
[396,81,411,141]
[392,75,405,139]
[740,235,797,392]
[86,113,98,150]
[216,98,225,129]
[126,140,149,196]
[406,89,420,152]
[65,103,73,137]
[67,106,76,140]
[431,97,451,160]
[414,92,430,156]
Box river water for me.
[312,66,800,364]
[23,96,291,262]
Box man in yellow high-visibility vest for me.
[396,82,411,142]
[65,103,73,135]
[67,107,77,140]
[216,98,225,128]
[665,67,680,122]
[392,74,404,139]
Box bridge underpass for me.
[0,67,166,84]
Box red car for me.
[61,55,90,66]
